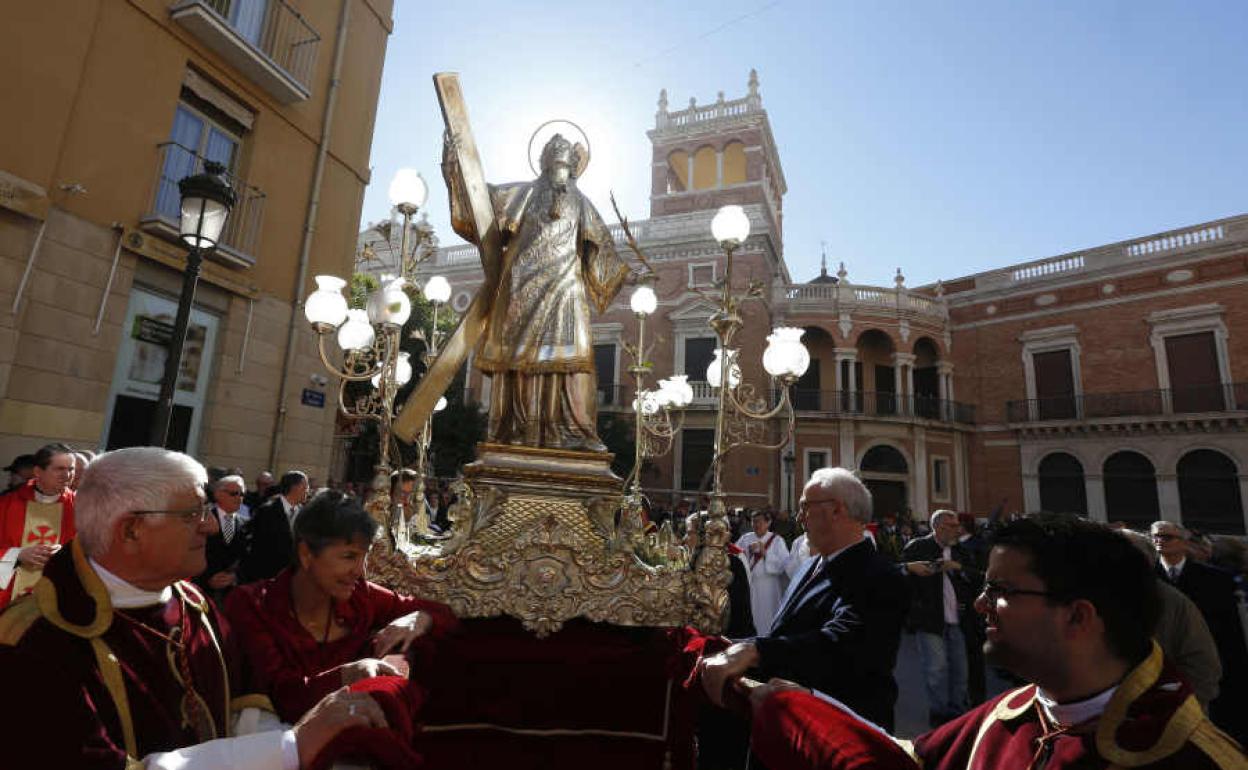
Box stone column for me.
[1157,473,1182,523]
[1022,473,1041,513]
[893,352,915,416]
[834,347,858,413]
[936,362,954,420]
[686,154,695,191]
[1085,474,1107,523]
[914,426,929,518]
[716,150,724,188]
[839,420,856,470]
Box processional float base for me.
[369,443,730,637]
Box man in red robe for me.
[0,447,391,769]
[744,514,1246,769]
[0,442,76,608]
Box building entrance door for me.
[102,287,219,454]
[866,479,907,520]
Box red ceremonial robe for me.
[0,480,75,608]
[751,643,1246,770]
[0,540,259,769]
[225,567,458,724]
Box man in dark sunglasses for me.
[194,474,248,603]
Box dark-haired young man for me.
[0,443,76,608]
[747,514,1245,769]
[240,470,308,583]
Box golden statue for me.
[442,132,628,450]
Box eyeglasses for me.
[1151,533,1180,541]
[220,490,243,497]
[798,498,836,514]
[131,503,214,526]
[979,581,1055,604]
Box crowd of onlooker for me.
[2,445,1245,768]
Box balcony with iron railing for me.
[591,383,974,424]
[141,142,266,268]
[171,0,320,102]
[1006,383,1248,423]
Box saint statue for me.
[440,132,629,451]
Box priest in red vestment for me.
[743,514,1246,769]
[0,442,77,608]
[0,447,395,769]
[226,489,459,724]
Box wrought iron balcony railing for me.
[1006,383,1248,423]
[171,0,320,101]
[144,142,266,266]
[790,389,975,424]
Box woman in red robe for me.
[226,489,458,724]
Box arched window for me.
[860,444,908,474]
[1178,449,1245,534]
[692,146,717,189]
[722,141,746,185]
[1038,453,1086,515]
[1102,451,1159,529]
[666,150,689,193]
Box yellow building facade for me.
[0,0,393,482]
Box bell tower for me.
[647,69,787,249]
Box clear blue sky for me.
[361,0,1248,288]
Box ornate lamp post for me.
[618,276,694,546]
[151,161,237,447]
[303,169,433,541]
[701,204,809,542]
[407,274,452,539]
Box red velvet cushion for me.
[751,690,919,770]
[306,676,425,770]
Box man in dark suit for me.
[239,470,308,584]
[193,474,248,604]
[901,509,985,726]
[1152,520,1248,743]
[701,467,909,730]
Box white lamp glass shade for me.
[388,168,428,209]
[666,374,694,407]
[368,278,411,327]
[706,348,741,389]
[635,390,661,415]
[304,275,349,326]
[337,309,375,351]
[423,275,452,304]
[763,327,811,378]
[434,396,448,412]
[710,205,750,246]
[629,285,657,316]
[653,381,675,408]
[394,352,413,386]
[180,196,229,249]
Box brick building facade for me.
[414,71,1247,535]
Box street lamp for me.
[151,161,236,447]
[406,274,452,539]
[304,168,440,544]
[704,203,808,526]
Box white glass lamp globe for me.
[434,396,448,412]
[710,205,750,247]
[635,390,662,416]
[653,382,675,409]
[423,275,452,304]
[305,275,348,327]
[763,327,811,379]
[388,168,428,209]
[394,352,413,386]
[367,278,411,327]
[337,309,374,352]
[629,284,657,316]
[666,374,694,407]
[706,348,741,389]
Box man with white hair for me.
[900,509,984,726]
[194,474,248,604]
[701,467,910,730]
[0,447,385,769]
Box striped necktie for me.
[220,509,235,544]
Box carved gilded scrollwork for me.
[367,444,729,637]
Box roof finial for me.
[749,68,759,95]
[837,261,848,283]
[658,88,668,112]
[894,267,905,288]
[820,241,829,278]
[747,69,762,109]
